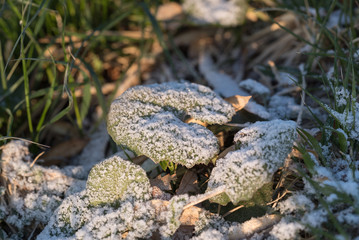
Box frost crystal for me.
[207,120,297,205]
[1,141,75,235]
[38,191,156,239]
[326,102,359,141]
[277,193,314,214]
[270,218,304,240]
[107,82,235,168]
[86,155,151,206]
[159,195,190,237]
[239,79,271,104]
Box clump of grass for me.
[270,0,359,238]
[0,0,159,144]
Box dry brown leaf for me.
[176,170,200,195]
[150,174,173,191]
[184,117,208,127]
[131,155,148,165]
[156,2,183,21]
[41,138,89,165]
[218,145,235,160]
[225,95,252,112]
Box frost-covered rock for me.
[207,120,297,205]
[183,0,248,26]
[107,82,235,168]
[86,155,151,206]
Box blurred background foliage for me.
[0,0,160,143]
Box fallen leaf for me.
[225,95,252,111]
[218,145,235,159]
[184,117,208,127]
[156,2,183,21]
[176,170,200,195]
[41,138,89,165]
[150,174,174,191]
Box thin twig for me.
[0,137,50,149]
[183,186,226,210]
[297,64,306,126]
[30,151,45,168]
[223,204,245,218]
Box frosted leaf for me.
[334,86,350,108]
[37,191,92,238]
[199,51,248,98]
[277,193,314,214]
[278,72,297,86]
[159,195,190,237]
[244,101,271,119]
[107,82,235,168]
[207,120,297,205]
[86,156,151,206]
[233,120,297,160]
[239,79,271,104]
[38,191,157,239]
[270,217,304,240]
[326,102,359,141]
[1,141,75,233]
[182,0,248,26]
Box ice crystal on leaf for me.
[37,191,156,240]
[86,155,151,206]
[207,120,297,205]
[107,82,235,168]
[326,102,359,141]
[159,195,190,237]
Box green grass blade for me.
[0,41,7,90]
[21,3,33,134]
[139,2,173,68]
[3,0,48,75]
[35,63,56,136]
[81,60,107,116]
[48,62,73,124]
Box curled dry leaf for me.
[225,95,252,112]
[176,170,200,195]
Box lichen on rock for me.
[207,120,297,205]
[107,82,235,168]
[86,155,151,206]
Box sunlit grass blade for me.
[0,41,6,90]
[3,0,47,75]
[21,3,33,134]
